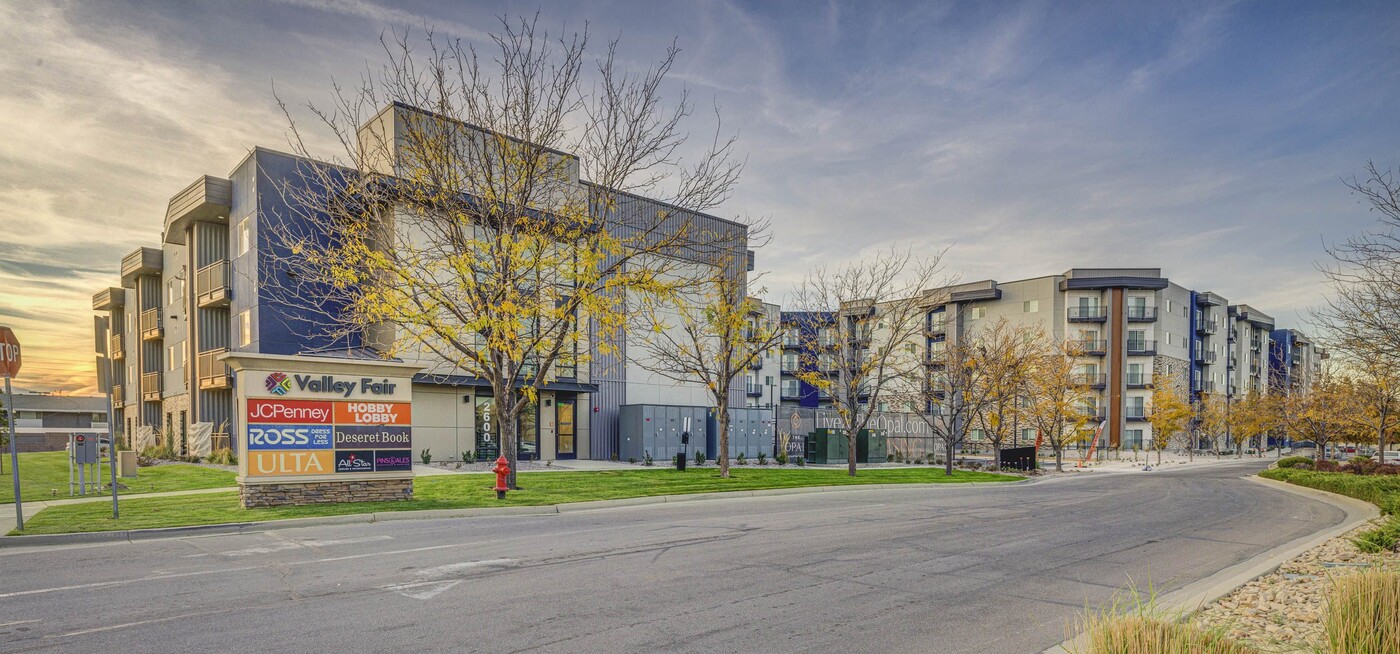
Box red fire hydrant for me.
[493,456,511,500]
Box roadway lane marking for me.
[0,619,40,628]
[0,566,262,599]
[386,580,462,600]
[298,535,394,548]
[416,559,516,579]
[384,558,516,600]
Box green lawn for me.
[12,466,1017,535]
[1,451,236,504]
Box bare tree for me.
[905,326,991,476]
[1316,162,1400,360]
[630,251,783,478]
[791,249,946,477]
[262,19,743,488]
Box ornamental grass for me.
[1323,568,1400,654]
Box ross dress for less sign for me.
[241,370,415,479]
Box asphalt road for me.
[0,460,1344,654]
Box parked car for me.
[1381,450,1400,464]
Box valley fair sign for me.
[222,352,423,508]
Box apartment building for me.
[1269,328,1328,393]
[93,102,749,462]
[742,300,783,409]
[779,311,837,409]
[1226,304,1275,399]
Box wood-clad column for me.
[1108,288,1125,448]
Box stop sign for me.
[0,326,18,379]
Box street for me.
[0,460,1344,653]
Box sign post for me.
[0,326,23,531]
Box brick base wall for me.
[239,478,413,508]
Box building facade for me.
[93,103,749,462]
[0,393,110,453]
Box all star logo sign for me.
[265,372,292,396]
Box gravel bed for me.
[1192,518,1399,651]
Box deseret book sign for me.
[222,353,423,487]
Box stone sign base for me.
[240,479,413,508]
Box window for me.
[1125,429,1143,449]
[1127,363,1144,385]
[781,379,800,398]
[969,306,985,320]
[236,217,252,256]
[236,309,252,347]
[1127,396,1145,418]
[782,353,798,370]
[1128,330,1146,349]
[1023,300,1039,313]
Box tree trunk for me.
[1054,448,1063,472]
[497,389,521,490]
[847,428,857,477]
[717,404,730,479]
[944,438,954,476]
[1156,447,1162,466]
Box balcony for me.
[1195,350,1217,365]
[780,386,801,400]
[1080,409,1106,423]
[139,308,162,341]
[141,372,162,402]
[1195,319,1217,335]
[1126,374,1151,389]
[109,333,124,360]
[1072,339,1108,356]
[195,260,230,308]
[1199,380,1216,393]
[925,352,946,368]
[1126,306,1157,322]
[1228,355,1238,369]
[198,348,231,390]
[1250,339,1262,352]
[749,356,764,370]
[928,319,948,336]
[111,385,124,409]
[1126,408,1148,421]
[1249,363,1262,377]
[1072,373,1107,389]
[1068,306,1107,322]
[120,247,162,286]
[1126,340,1157,356]
[746,384,764,397]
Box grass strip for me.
[11,466,1017,535]
[1259,467,1400,553]
[2,451,235,503]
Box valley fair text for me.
[294,375,398,397]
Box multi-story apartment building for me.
[742,300,783,409]
[93,102,749,462]
[1269,328,1328,393]
[779,311,836,409]
[776,267,1309,454]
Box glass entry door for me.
[518,400,538,460]
[556,400,576,459]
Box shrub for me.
[886,453,895,463]
[627,457,636,464]
[1353,523,1400,553]
[462,450,474,463]
[775,451,788,466]
[736,452,746,465]
[1324,569,1400,653]
[643,451,653,466]
[795,457,805,466]
[419,448,432,465]
[694,450,706,466]
[1073,589,1259,654]
[205,448,237,466]
[757,452,767,465]
[1276,455,1313,470]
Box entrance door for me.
[518,400,538,460]
[556,399,577,459]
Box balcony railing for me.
[1072,372,1107,388]
[1229,355,1238,369]
[1195,350,1217,364]
[111,385,124,409]
[195,260,231,308]
[780,386,801,399]
[1249,363,1262,377]
[1126,373,1150,388]
[139,308,162,341]
[1071,339,1108,355]
[1067,306,1107,322]
[109,333,124,360]
[1126,408,1147,421]
[1199,380,1216,393]
[141,372,161,402]
[1080,409,1106,422]
[1126,340,1157,356]
[1250,339,1262,352]
[749,356,764,370]
[197,348,231,390]
[746,384,764,397]
[1195,319,1217,334]
[1126,306,1157,322]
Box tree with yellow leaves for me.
[1147,373,1192,465]
[1197,392,1228,456]
[631,258,783,478]
[969,319,1041,470]
[791,249,947,477]
[264,21,745,488]
[1276,372,1348,461]
[1021,337,1093,472]
[1227,390,1276,458]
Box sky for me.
[1,0,1398,394]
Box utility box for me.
[619,404,709,463]
[805,428,850,464]
[857,429,888,463]
[706,407,775,460]
[119,450,138,478]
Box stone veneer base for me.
[239,478,414,508]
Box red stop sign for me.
[0,326,18,379]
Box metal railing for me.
[1126,408,1147,420]
[1071,339,1108,354]
[746,384,764,397]
[111,385,124,409]
[1195,319,1218,334]
[1196,350,1217,364]
[1126,306,1157,322]
[141,372,161,401]
[1071,372,1107,387]
[1067,306,1108,321]
[198,348,230,389]
[195,260,230,307]
[1126,373,1149,387]
[1126,340,1157,356]
[139,308,161,340]
[109,333,124,359]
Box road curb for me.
[0,478,1024,548]
[1042,473,1380,654]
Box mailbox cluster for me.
[618,405,775,462]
